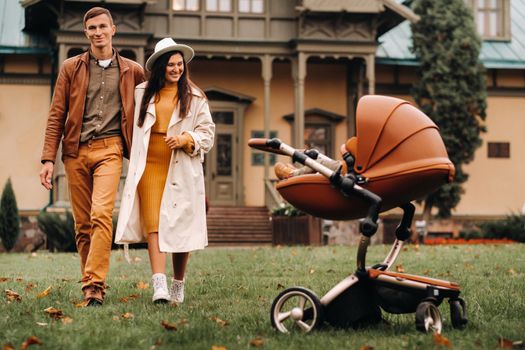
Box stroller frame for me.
[255,138,468,334]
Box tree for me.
[0,178,21,251]
[410,0,487,219]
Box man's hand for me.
[39,161,54,190]
[164,133,195,153]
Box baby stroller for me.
[248,95,467,334]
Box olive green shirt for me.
[80,51,122,142]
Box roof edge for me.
[383,0,420,23]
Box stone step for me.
[206,206,272,246]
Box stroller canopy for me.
[353,95,453,181]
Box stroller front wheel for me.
[270,287,324,333]
[415,301,443,334]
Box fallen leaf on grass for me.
[0,277,10,282]
[121,312,134,319]
[498,337,524,348]
[177,319,189,326]
[61,317,74,325]
[119,294,140,303]
[44,307,64,320]
[359,346,374,350]
[112,316,120,321]
[136,281,149,290]
[211,346,227,350]
[25,283,36,292]
[433,333,451,347]
[210,316,229,327]
[276,283,285,290]
[507,269,518,276]
[309,269,315,274]
[3,343,15,350]
[75,300,89,308]
[395,265,405,273]
[36,286,52,298]
[20,336,42,349]
[498,338,514,349]
[132,256,142,263]
[161,320,178,331]
[249,337,264,347]
[5,289,21,302]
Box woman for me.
[115,38,215,304]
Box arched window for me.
[283,108,345,158]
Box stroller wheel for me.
[415,301,443,334]
[270,287,324,333]
[449,298,468,330]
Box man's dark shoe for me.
[83,285,104,306]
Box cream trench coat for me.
[115,82,215,252]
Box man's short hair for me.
[83,7,113,27]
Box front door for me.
[205,109,238,206]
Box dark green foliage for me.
[0,178,21,251]
[411,0,487,217]
[37,211,77,252]
[38,211,143,251]
[474,214,525,242]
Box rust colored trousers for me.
[63,136,123,289]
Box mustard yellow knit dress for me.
[138,87,178,234]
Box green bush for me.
[38,211,144,252]
[477,213,525,243]
[37,210,77,252]
[460,213,525,242]
[0,178,21,251]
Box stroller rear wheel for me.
[449,298,468,329]
[415,301,443,334]
[270,287,324,333]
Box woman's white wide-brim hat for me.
[145,38,194,71]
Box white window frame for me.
[173,0,200,11]
[466,0,511,41]
[206,0,232,12]
[238,0,264,13]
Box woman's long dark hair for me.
[137,50,203,127]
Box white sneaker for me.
[151,273,170,304]
[170,278,185,304]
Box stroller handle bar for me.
[265,138,382,239]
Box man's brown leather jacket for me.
[41,51,145,163]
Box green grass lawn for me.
[1,244,524,349]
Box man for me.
[39,7,145,305]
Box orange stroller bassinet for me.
[248,95,467,333]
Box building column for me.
[366,54,375,95]
[346,60,358,137]
[292,52,307,148]
[58,44,67,70]
[261,54,274,179]
[136,46,145,67]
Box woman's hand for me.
[165,133,195,153]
